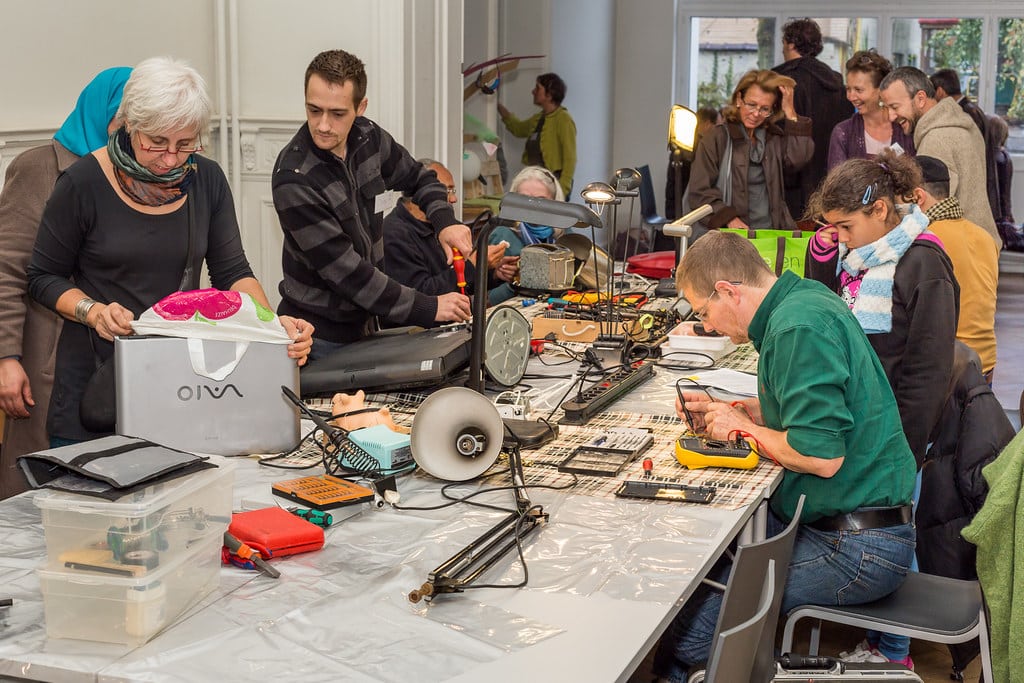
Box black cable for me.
[655,350,717,371]
[455,504,545,592]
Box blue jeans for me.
[867,470,923,660]
[653,513,915,682]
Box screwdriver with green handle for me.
[288,507,333,527]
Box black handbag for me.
[79,197,198,432]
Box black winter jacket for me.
[918,342,1016,580]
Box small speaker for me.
[410,387,504,481]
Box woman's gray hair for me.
[118,56,212,137]
[509,165,565,201]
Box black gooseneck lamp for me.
[405,193,603,603]
[466,192,604,393]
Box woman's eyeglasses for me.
[741,100,774,117]
[134,131,203,155]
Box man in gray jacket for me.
[880,66,999,246]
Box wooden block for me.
[531,316,637,343]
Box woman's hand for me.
[779,84,798,121]
[0,358,33,419]
[278,315,314,367]
[89,302,135,341]
[726,217,749,230]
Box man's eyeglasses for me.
[741,100,774,117]
[445,186,458,197]
[134,131,203,155]
[692,281,742,322]
[693,289,721,322]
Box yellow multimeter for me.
[674,435,759,469]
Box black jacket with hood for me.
[772,56,854,218]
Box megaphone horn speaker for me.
[410,387,504,481]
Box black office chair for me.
[702,561,777,683]
[637,165,671,252]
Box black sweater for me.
[805,240,959,466]
[272,120,457,343]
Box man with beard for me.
[879,66,998,245]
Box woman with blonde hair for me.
[685,69,813,231]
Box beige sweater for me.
[914,98,1000,245]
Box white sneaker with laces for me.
[840,646,888,664]
[838,639,875,660]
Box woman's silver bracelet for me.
[74,298,98,325]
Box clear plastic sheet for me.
[0,446,758,682]
[412,597,565,652]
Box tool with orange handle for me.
[452,247,467,295]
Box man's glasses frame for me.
[692,281,743,322]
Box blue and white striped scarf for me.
[838,204,930,334]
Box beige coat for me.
[0,140,77,498]
[914,97,1000,245]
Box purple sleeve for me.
[827,119,852,171]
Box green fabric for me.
[463,112,500,143]
[500,106,577,197]
[720,228,810,277]
[962,429,1024,683]
[749,272,916,523]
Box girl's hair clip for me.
[861,183,876,205]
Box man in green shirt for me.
[653,231,916,680]
[497,72,576,198]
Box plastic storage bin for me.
[38,532,222,647]
[33,458,235,568]
[664,322,737,361]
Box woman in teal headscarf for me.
[0,66,131,498]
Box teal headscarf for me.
[53,66,132,157]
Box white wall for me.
[0,0,463,309]
[611,0,676,224]
[551,0,614,204]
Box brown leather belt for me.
[809,505,913,532]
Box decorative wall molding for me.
[237,119,303,177]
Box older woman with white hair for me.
[489,165,566,257]
[28,56,312,446]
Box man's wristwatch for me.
[74,298,98,325]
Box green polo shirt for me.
[749,272,916,523]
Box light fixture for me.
[669,104,699,154]
[406,196,602,603]
[580,181,618,205]
[667,104,701,271]
[466,194,602,393]
[612,167,641,196]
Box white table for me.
[0,330,779,682]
